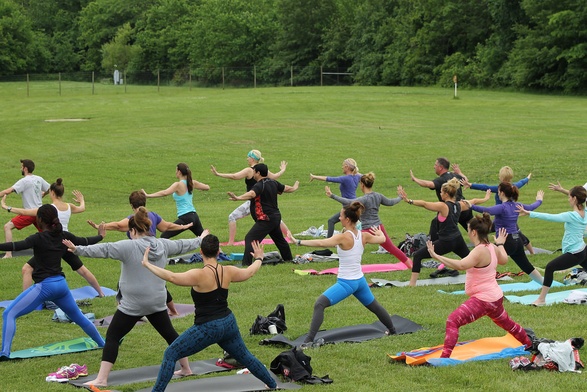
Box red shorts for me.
[11,215,40,231]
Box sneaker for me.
[46,363,87,382]
[371,246,389,254]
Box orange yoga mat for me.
[388,333,526,366]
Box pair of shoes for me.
[371,245,389,254]
[46,363,88,382]
[298,338,325,350]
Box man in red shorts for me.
[0,159,50,258]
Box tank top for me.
[465,244,502,302]
[53,203,72,232]
[245,170,257,191]
[438,201,461,241]
[191,264,231,324]
[172,179,195,216]
[336,230,364,280]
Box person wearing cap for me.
[310,158,361,238]
[211,149,290,245]
[0,159,50,258]
[228,163,299,265]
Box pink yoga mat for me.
[221,237,293,246]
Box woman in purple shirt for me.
[471,183,544,283]
[310,158,361,237]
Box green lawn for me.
[0,84,586,391]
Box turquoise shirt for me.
[529,210,587,254]
[173,180,195,216]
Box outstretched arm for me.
[283,181,299,193]
[142,182,180,198]
[426,240,483,270]
[398,186,447,214]
[268,161,288,180]
[1,195,37,216]
[157,219,193,233]
[210,165,252,180]
[87,218,129,232]
[69,190,86,214]
[228,189,256,201]
[548,181,570,195]
[410,170,435,189]
[192,180,210,191]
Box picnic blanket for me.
[94,303,195,327]
[294,262,409,276]
[134,373,300,392]
[70,359,232,387]
[505,287,587,306]
[388,333,527,366]
[7,337,100,360]
[0,285,116,309]
[438,280,564,295]
[260,315,422,348]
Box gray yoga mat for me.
[135,372,301,392]
[261,315,423,348]
[69,359,231,387]
[371,274,513,287]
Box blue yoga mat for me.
[0,285,116,309]
[505,287,587,305]
[438,280,564,295]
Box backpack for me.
[270,347,313,381]
[249,304,287,335]
[262,251,284,265]
[399,232,429,256]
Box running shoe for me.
[46,363,88,382]
[371,245,389,254]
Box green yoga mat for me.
[9,337,100,360]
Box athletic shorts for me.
[11,215,39,230]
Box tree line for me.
[1,0,586,92]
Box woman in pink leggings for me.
[426,213,532,358]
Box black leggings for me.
[412,236,470,273]
[102,309,179,364]
[243,216,292,265]
[504,234,535,275]
[543,248,587,287]
[161,211,204,238]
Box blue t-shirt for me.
[326,174,361,199]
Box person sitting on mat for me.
[288,201,396,347]
[63,207,207,387]
[426,213,532,358]
[142,236,277,391]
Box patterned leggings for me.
[152,312,276,391]
[441,296,531,358]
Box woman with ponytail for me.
[142,163,209,238]
[518,185,587,306]
[63,207,209,387]
[0,204,106,360]
[288,201,397,347]
[426,213,532,358]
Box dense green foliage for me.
[1,0,587,91]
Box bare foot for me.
[83,379,108,387]
[168,310,180,317]
[531,301,546,307]
[174,368,193,377]
[2,253,12,259]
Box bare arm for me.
[426,240,484,270]
[192,180,210,191]
[398,186,448,214]
[410,170,435,189]
[548,181,570,195]
[267,161,287,180]
[156,219,193,232]
[288,231,351,248]
[0,187,15,198]
[210,165,252,180]
[494,228,509,265]
[69,190,86,213]
[1,195,37,216]
[283,181,299,193]
[227,189,256,201]
[142,182,180,198]
[87,218,129,232]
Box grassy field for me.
[0,84,586,391]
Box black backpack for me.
[399,232,429,256]
[270,347,313,381]
[249,304,287,335]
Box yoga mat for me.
[371,275,513,287]
[261,315,423,348]
[70,359,232,387]
[0,285,116,309]
[294,262,409,276]
[505,287,587,306]
[438,280,564,295]
[134,372,300,392]
[8,337,100,360]
[388,333,526,366]
[221,237,293,246]
[94,304,195,327]
[525,247,554,255]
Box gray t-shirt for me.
[331,192,401,229]
[13,175,50,209]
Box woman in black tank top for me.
[142,235,277,391]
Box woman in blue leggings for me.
[0,204,105,360]
[142,235,276,391]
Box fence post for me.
[26,74,30,97]
[222,67,225,90]
[290,66,293,87]
[59,72,62,96]
[92,71,95,95]
[254,65,256,89]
